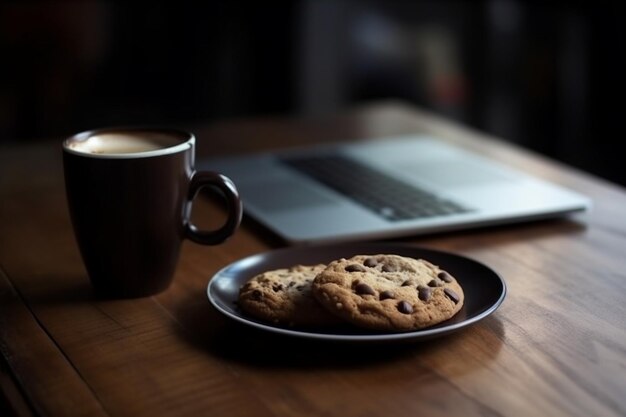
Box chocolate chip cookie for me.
[238,264,340,327]
[311,254,464,332]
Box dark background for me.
[1,1,624,185]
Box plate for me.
[207,243,506,343]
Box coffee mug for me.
[63,127,242,297]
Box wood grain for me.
[1,101,625,417]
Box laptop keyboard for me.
[281,154,471,221]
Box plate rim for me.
[207,242,506,342]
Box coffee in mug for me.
[63,127,242,298]
[65,131,178,154]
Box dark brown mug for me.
[63,127,242,298]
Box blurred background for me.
[0,1,624,185]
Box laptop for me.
[199,134,590,244]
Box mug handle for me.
[185,171,243,245]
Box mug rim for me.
[63,127,194,159]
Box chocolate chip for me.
[418,286,431,301]
[401,280,412,287]
[354,282,376,296]
[364,257,378,267]
[444,288,460,304]
[251,290,262,300]
[397,300,413,314]
[428,279,442,287]
[345,264,366,272]
[379,290,395,300]
[272,284,283,292]
[382,264,397,272]
[438,271,453,283]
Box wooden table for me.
[1,102,625,417]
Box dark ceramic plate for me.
[207,243,506,343]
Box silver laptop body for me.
[199,135,590,244]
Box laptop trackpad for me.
[240,177,339,212]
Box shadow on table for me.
[20,275,95,305]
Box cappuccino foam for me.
[67,132,183,155]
